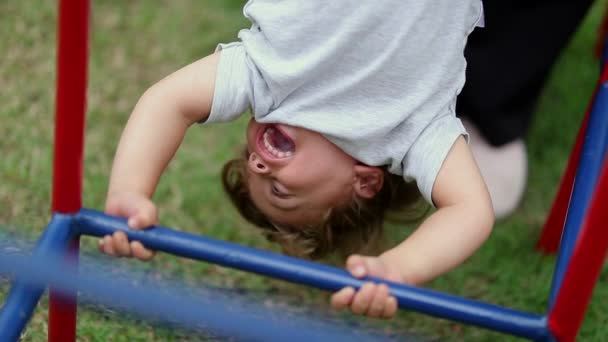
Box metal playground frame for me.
[1,1,608,341]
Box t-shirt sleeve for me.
[402,113,468,206]
[203,43,252,124]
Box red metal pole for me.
[537,63,608,253]
[536,112,588,253]
[49,0,89,340]
[51,0,88,212]
[548,160,608,342]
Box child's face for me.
[245,119,357,227]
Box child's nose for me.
[248,152,271,175]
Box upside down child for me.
[100,0,494,319]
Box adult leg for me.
[457,0,594,218]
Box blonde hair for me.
[221,149,426,259]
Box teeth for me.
[263,129,292,158]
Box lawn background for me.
[1,1,607,340]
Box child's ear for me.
[353,165,384,199]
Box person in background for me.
[458,0,594,219]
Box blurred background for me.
[1,1,607,340]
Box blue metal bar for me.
[0,214,75,341]
[75,208,549,340]
[548,82,608,307]
[0,251,388,342]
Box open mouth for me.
[259,125,295,159]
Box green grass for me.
[1,1,607,340]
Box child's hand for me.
[330,255,402,319]
[99,192,158,261]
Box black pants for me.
[457,0,594,146]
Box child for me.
[100,0,494,319]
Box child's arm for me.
[380,136,494,284]
[331,136,494,318]
[99,52,220,260]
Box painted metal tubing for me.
[51,0,89,213]
[548,80,608,307]
[75,208,549,340]
[548,161,608,342]
[537,106,589,254]
[49,0,89,340]
[0,214,75,342]
[0,252,390,342]
[537,56,608,254]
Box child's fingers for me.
[131,241,155,261]
[128,202,158,229]
[112,231,132,257]
[381,296,398,319]
[99,235,117,256]
[97,234,154,260]
[346,255,401,282]
[350,282,375,315]
[330,287,355,310]
[97,238,105,254]
[127,217,140,229]
[105,192,158,230]
[367,284,390,318]
[346,254,368,278]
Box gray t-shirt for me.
[207,0,484,204]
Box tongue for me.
[269,128,295,153]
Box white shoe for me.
[462,119,528,219]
